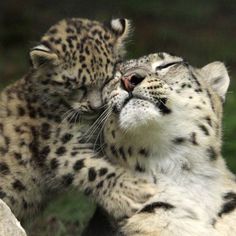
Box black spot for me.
[61,133,73,144]
[12,180,26,191]
[55,146,66,156]
[96,180,104,189]
[0,162,10,175]
[62,173,74,186]
[84,187,92,196]
[194,88,203,93]
[172,137,186,144]
[190,132,198,145]
[0,191,6,198]
[99,168,108,176]
[158,52,164,59]
[49,28,58,34]
[17,106,25,116]
[88,168,97,181]
[207,89,215,112]
[139,202,174,213]
[111,130,116,139]
[73,159,84,171]
[207,147,217,161]
[71,151,78,156]
[106,173,116,179]
[41,122,51,140]
[39,145,50,161]
[198,124,210,136]
[22,199,28,209]
[139,149,149,157]
[182,163,191,171]
[14,153,22,161]
[50,158,59,169]
[135,162,145,172]
[205,116,212,127]
[218,192,236,217]
[157,99,172,115]
[110,145,118,157]
[119,147,126,161]
[79,55,86,62]
[128,147,132,156]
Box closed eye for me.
[156,61,183,70]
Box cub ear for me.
[30,44,59,69]
[201,61,230,101]
[109,18,132,56]
[110,18,131,39]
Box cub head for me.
[30,18,131,114]
[102,53,229,166]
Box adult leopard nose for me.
[121,73,145,92]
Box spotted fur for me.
[102,53,236,235]
[0,18,156,226]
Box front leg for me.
[49,142,156,220]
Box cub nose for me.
[121,73,145,92]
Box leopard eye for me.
[156,61,182,70]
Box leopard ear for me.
[201,61,230,101]
[110,18,131,38]
[30,44,59,69]
[109,18,132,56]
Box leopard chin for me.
[119,99,161,132]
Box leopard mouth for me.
[120,94,171,115]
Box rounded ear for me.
[109,18,132,56]
[30,45,59,69]
[201,61,230,101]
[110,18,131,38]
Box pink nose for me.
[121,74,145,92]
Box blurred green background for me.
[1,0,236,235]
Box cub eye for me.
[69,86,87,101]
[78,86,88,96]
[156,61,181,70]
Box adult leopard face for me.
[102,52,229,169]
[30,18,131,114]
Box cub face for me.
[30,18,131,114]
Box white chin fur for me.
[119,100,160,132]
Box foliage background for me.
[1,0,236,235]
